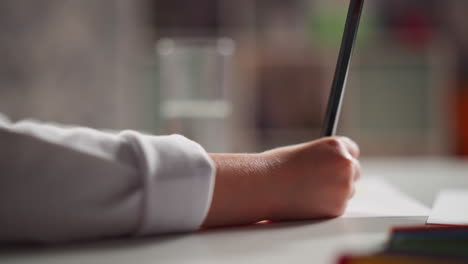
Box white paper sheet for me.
[427,190,468,225]
[343,177,430,218]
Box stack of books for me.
[337,225,468,264]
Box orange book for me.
[338,254,465,264]
[391,225,468,233]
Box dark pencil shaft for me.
[321,0,364,137]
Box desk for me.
[2,158,468,264]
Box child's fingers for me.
[353,159,361,181]
[340,137,360,159]
[348,185,356,199]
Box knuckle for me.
[333,158,356,183]
[321,140,351,163]
[337,156,354,170]
[322,137,343,150]
[321,138,359,170]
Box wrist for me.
[258,150,288,221]
[203,153,276,227]
[248,152,280,222]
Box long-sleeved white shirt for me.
[0,113,216,242]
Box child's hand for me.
[203,137,360,228]
[263,137,361,221]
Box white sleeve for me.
[0,115,216,242]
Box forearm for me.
[203,153,276,228]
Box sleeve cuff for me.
[122,132,216,235]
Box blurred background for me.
[1,0,468,157]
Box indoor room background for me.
[1,0,467,157]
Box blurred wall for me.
[152,0,467,156]
[1,0,467,156]
[0,0,150,130]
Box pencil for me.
[321,0,365,137]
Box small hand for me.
[203,137,361,228]
[263,137,361,221]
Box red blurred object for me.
[454,85,468,156]
[394,8,433,50]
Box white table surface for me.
[2,158,468,264]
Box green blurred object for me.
[307,3,375,49]
[386,226,468,259]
